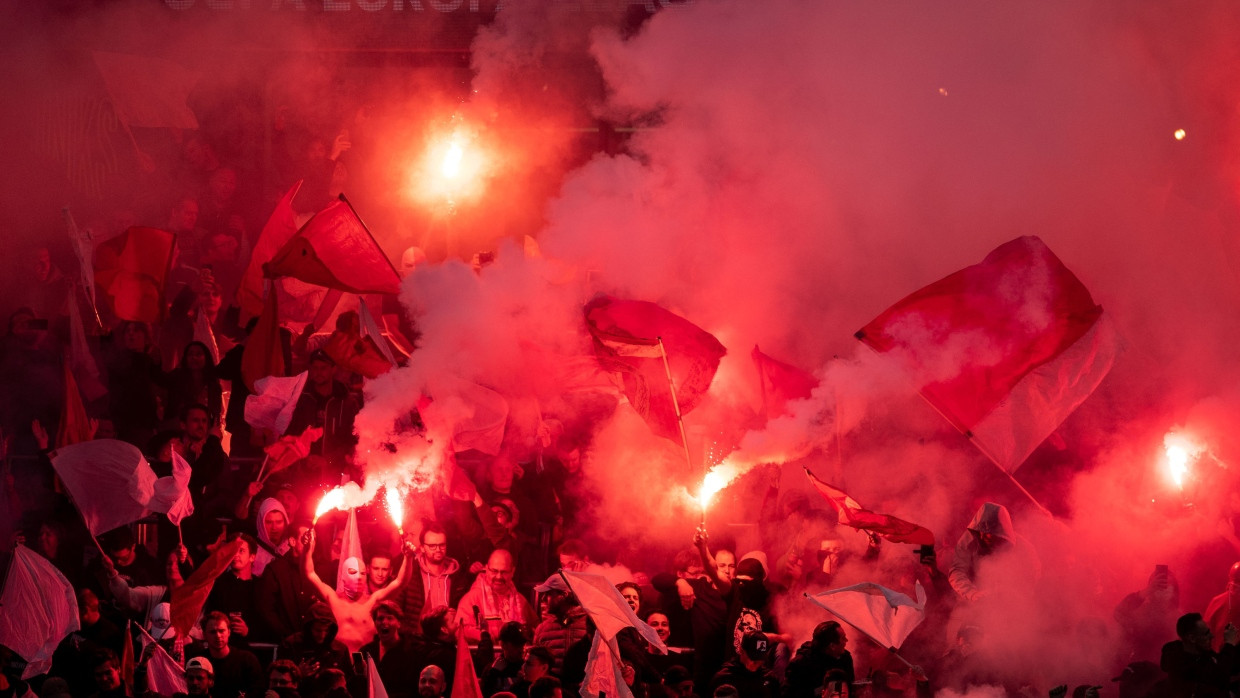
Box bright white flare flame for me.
[1163,432,1204,491]
[385,486,404,533]
[1174,128,1187,141]
[441,139,464,179]
[698,462,742,511]
[314,487,346,522]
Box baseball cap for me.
[186,657,214,675]
[740,631,770,660]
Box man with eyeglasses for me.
[1160,611,1238,696]
[398,522,471,631]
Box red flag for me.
[241,284,285,392]
[265,197,400,295]
[855,236,1117,472]
[584,296,726,444]
[96,227,175,324]
[170,538,244,636]
[92,52,199,129]
[450,623,484,698]
[805,467,935,546]
[238,182,302,323]
[324,330,392,379]
[121,621,136,694]
[57,361,94,449]
[752,345,818,419]
[262,427,323,478]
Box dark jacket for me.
[785,641,855,698]
[287,380,359,462]
[360,636,421,698]
[1160,639,1237,698]
[257,550,321,640]
[277,603,352,676]
[709,657,780,698]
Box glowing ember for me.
[1173,128,1186,141]
[314,487,346,523]
[385,485,405,534]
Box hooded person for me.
[253,498,292,577]
[784,621,855,698]
[276,602,352,682]
[948,502,1041,603]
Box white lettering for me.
[323,0,351,9]
[393,0,425,9]
[357,0,386,9]
[427,0,462,10]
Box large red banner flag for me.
[584,296,726,444]
[265,196,401,296]
[96,227,176,324]
[238,182,302,323]
[170,538,244,636]
[855,236,1117,472]
[805,467,935,546]
[752,345,818,419]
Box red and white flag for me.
[266,197,401,296]
[805,468,935,546]
[0,546,80,678]
[805,581,926,652]
[856,236,1117,472]
[563,570,665,649]
[584,296,726,444]
[580,633,629,698]
[262,427,323,480]
[50,440,157,535]
[239,182,303,323]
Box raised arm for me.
[300,529,336,601]
[370,539,415,604]
[694,527,730,595]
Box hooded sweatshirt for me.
[277,602,352,675]
[253,498,291,577]
[948,502,1040,601]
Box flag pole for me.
[656,338,700,522]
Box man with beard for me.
[205,534,262,643]
[360,601,419,697]
[459,549,538,642]
[948,502,1041,603]
[418,665,447,698]
[300,528,414,652]
[185,657,215,698]
[250,498,292,577]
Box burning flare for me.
[441,138,464,179]
[385,485,405,535]
[314,487,346,523]
[1162,431,1204,491]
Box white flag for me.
[336,508,365,598]
[193,311,220,364]
[50,440,156,535]
[805,581,926,651]
[0,546,80,678]
[358,298,397,367]
[366,656,388,698]
[150,451,195,525]
[563,570,665,650]
[244,371,308,435]
[135,624,188,695]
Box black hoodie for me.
[277,602,352,677]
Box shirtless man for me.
[301,529,413,652]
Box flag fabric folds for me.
[241,284,286,392]
[171,538,244,636]
[193,310,220,364]
[50,440,157,536]
[96,227,176,324]
[358,299,398,368]
[563,570,666,650]
[418,378,510,456]
[135,624,187,696]
[0,546,80,678]
[855,236,1117,472]
[57,360,94,449]
[805,468,935,546]
[239,182,302,323]
[336,508,364,597]
[450,624,484,698]
[752,345,818,419]
[580,633,630,698]
[262,427,323,480]
[151,451,195,525]
[64,208,99,321]
[265,197,401,296]
[805,581,927,651]
[366,656,389,698]
[66,293,106,401]
[92,51,199,129]
[245,371,307,436]
[584,296,726,444]
[120,621,136,693]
